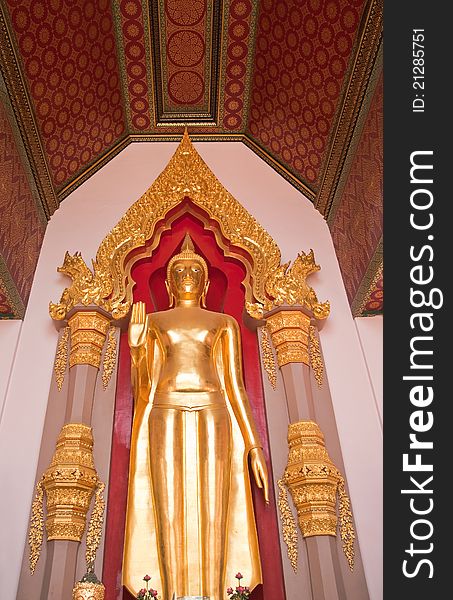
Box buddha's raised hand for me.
[128,301,149,348]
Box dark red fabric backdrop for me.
[102,207,286,600]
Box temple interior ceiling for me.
[0,0,382,319]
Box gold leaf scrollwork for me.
[308,325,324,387]
[28,479,44,574]
[54,327,69,391]
[277,478,298,573]
[101,327,117,390]
[260,326,277,389]
[337,475,355,571]
[85,480,106,568]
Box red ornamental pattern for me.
[119,0,151,131]
[364,276,383,313]
[330,73,383,305]
[0,101,45,308]
[0,279,14,317]
[247,0,366,186]
[6,0,125,188]
[223,0,253,131]
[165,0,207,107]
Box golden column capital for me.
[67,310,111,369]
[28,424,106,574]
[265,309,311,367]
[280,420,355,569]
[42,424,98,542]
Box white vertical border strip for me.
[355,315,383,428]
[0,320,22,425]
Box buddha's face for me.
[169,259,206,302]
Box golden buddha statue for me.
[123,234,269,600]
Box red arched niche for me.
[103,203,286,600]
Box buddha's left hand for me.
[249,447,269,504]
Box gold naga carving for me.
[49,130,329,324]
[278,421,355,571]
[263,250,330,319]
[49,252,112,320]
[28,424,105,575]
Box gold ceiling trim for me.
[326,45,383,228]
[0,255,25,319]
[315,0,383,218]
[50,131,329,322]
[0,4,58,218]
[241,135,316,202]
[351,239,383,317]
[57,134,131,201]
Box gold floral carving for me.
[308,325,324,387]
[85,480,106,567]
[28,480,44,574]
[49,131,329,323]
[28,424,106,573]
[266,310,310,367]
[259,326,277,389]
[277,478,298,573]
[73,572,105,600]
[68,311,110,369]
[101,327,117,390]
[280,421,355,570]
[54,326,69,391]
[337,476,355,571]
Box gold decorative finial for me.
[182,232,194,252]
[166,233,208,284]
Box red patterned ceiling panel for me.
[0,277,15,318]
[148,0,223,121]
[222,0,254,131]
[117,0,153,131]
[330,72,383,306]
[247,0,366,188]
[165,0,207,108]
[5,0,125,190]
[363,274,383,315]
[0,101,45,309]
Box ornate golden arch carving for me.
[50,131,329,322]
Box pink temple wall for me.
[0,141,383,599]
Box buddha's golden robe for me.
[122,307,262,599]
